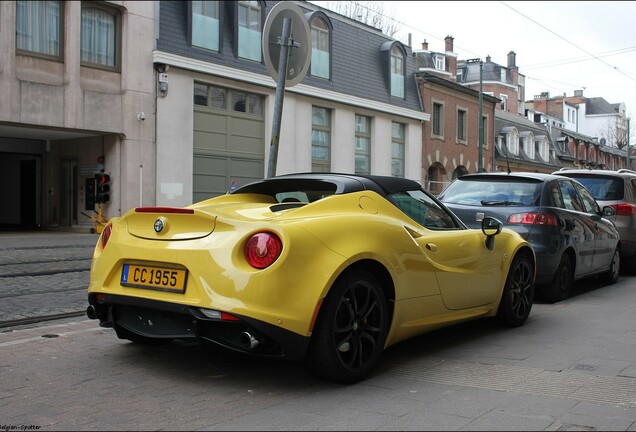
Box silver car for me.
[554,168,636,273]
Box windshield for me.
[563,176,623,200]
[440,178,542,206]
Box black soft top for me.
[234,173,423,198]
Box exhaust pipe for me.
[86,305,97,320]
[239,331,259,350]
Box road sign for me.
[262,1,311,87]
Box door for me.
[392,189,506,310]
[574,182,617,271]
[59,159,78,227]
[557,179,595,276]
[20,159,36,227]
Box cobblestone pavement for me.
[0,231,97,326]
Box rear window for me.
[563,175,623,200]
[439,178,542,206]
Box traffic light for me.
[95,173,111,204]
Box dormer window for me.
[502,127,519,155]
[191,1,219,52]
[238,1,262,61]
[310,15,330,79]
[390,46,404,98]
[433,54,445,71]
[520,132,535,159]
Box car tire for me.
[621,252,636,275]
[545,254,572,303]
[496,253,534,327]
[601,248,620,285]
[304,269,388,384]
[114,323,174,346]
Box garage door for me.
[193,83,265,202]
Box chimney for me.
[421,40,428,51]
[574,89,583,97]
[486,55,491,63]
[444,35,454,52]
[507,51,517,69]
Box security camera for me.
[137,112,146,121]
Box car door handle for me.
[425,243,438,252]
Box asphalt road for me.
[1,231,636,431]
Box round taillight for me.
[101,224,113,249]
[245,232,282,269]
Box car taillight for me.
[508,212,558,226]
[611,203,636,216]
[245,232,282,269]
[101,224,113,249]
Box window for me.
[457,109,467,142]
[310,16,330,79]
[574,183,602,214]
[194,83,208,106]
[392,122,405,178]
[433,54,445,71]
[238,1,262,61]
[16,0,62,59]
[355,115,371,175]
[390,46,404,98]
[312,107,331,172]
[194,83,262,116]
[500,94,508,111]
[559,180,584,212]
[526,138,535,159]
[432,102,443,137]
[81,3,120,69]
[537,137,549,161]
[481,115,488,149]
[390,190,459,230]
[506,129,519,155]
[192,1,220,51]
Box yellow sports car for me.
[87,173,535,383]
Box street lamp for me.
[467,58,484,172]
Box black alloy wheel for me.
[304,269,388,384]
[496,253,534,327]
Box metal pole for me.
[478,60,484,172]
[266,17,292,179]
[628,117,631,170]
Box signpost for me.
[262,2,311,178]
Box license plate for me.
[121,263,187,293]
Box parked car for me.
[438,172,620,303]
[87,173,535,384]
[554,168,636,274]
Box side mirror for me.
[482,216,503,250]
[602,206,616,217]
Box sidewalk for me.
[0,231,98,326]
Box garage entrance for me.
[193,83,265,202]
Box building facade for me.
[0,0,427,231]
[153,0,427,208]
[1,0,630,232]
[0,0,156,231]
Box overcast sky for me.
[310,1,636,125]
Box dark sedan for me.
[438,172,619,302]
